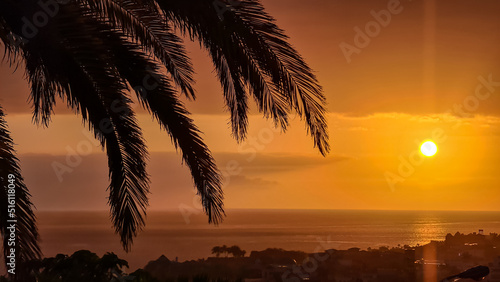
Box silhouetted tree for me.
[10,250,131,282]
[211,246,222,258]
[212,245,246,258]
[99,252,129,280]
[228,245,246,258]
[221,245,229,257]
[0,0,329,266]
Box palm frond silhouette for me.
[0,0,329,267]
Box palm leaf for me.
[157,0,329,154]
[0,0,329,257]
[101,29,225,223]
[0,107,41,267]
[83,0,196,98]
[230,0,329,154]
[18,2,150,250]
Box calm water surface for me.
[37,209,500,271]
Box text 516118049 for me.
[6,174,16,275]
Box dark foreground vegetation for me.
[3,231,500,281]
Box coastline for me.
[34,209,500,271]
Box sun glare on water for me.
[420,141,438,157]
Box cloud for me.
[17,151,349,210]
[213,152,351,174]
[330,112,500,125]
[225,175,279,189]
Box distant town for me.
[9,230,500,282]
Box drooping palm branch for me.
[0,0,329,269]
[0,107,41,265]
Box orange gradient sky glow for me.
[1,0,500,211]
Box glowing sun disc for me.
[420,141,438,157]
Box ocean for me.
[37,209,500,271]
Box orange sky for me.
[1,0,500,211]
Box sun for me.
[420,141,438,157]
